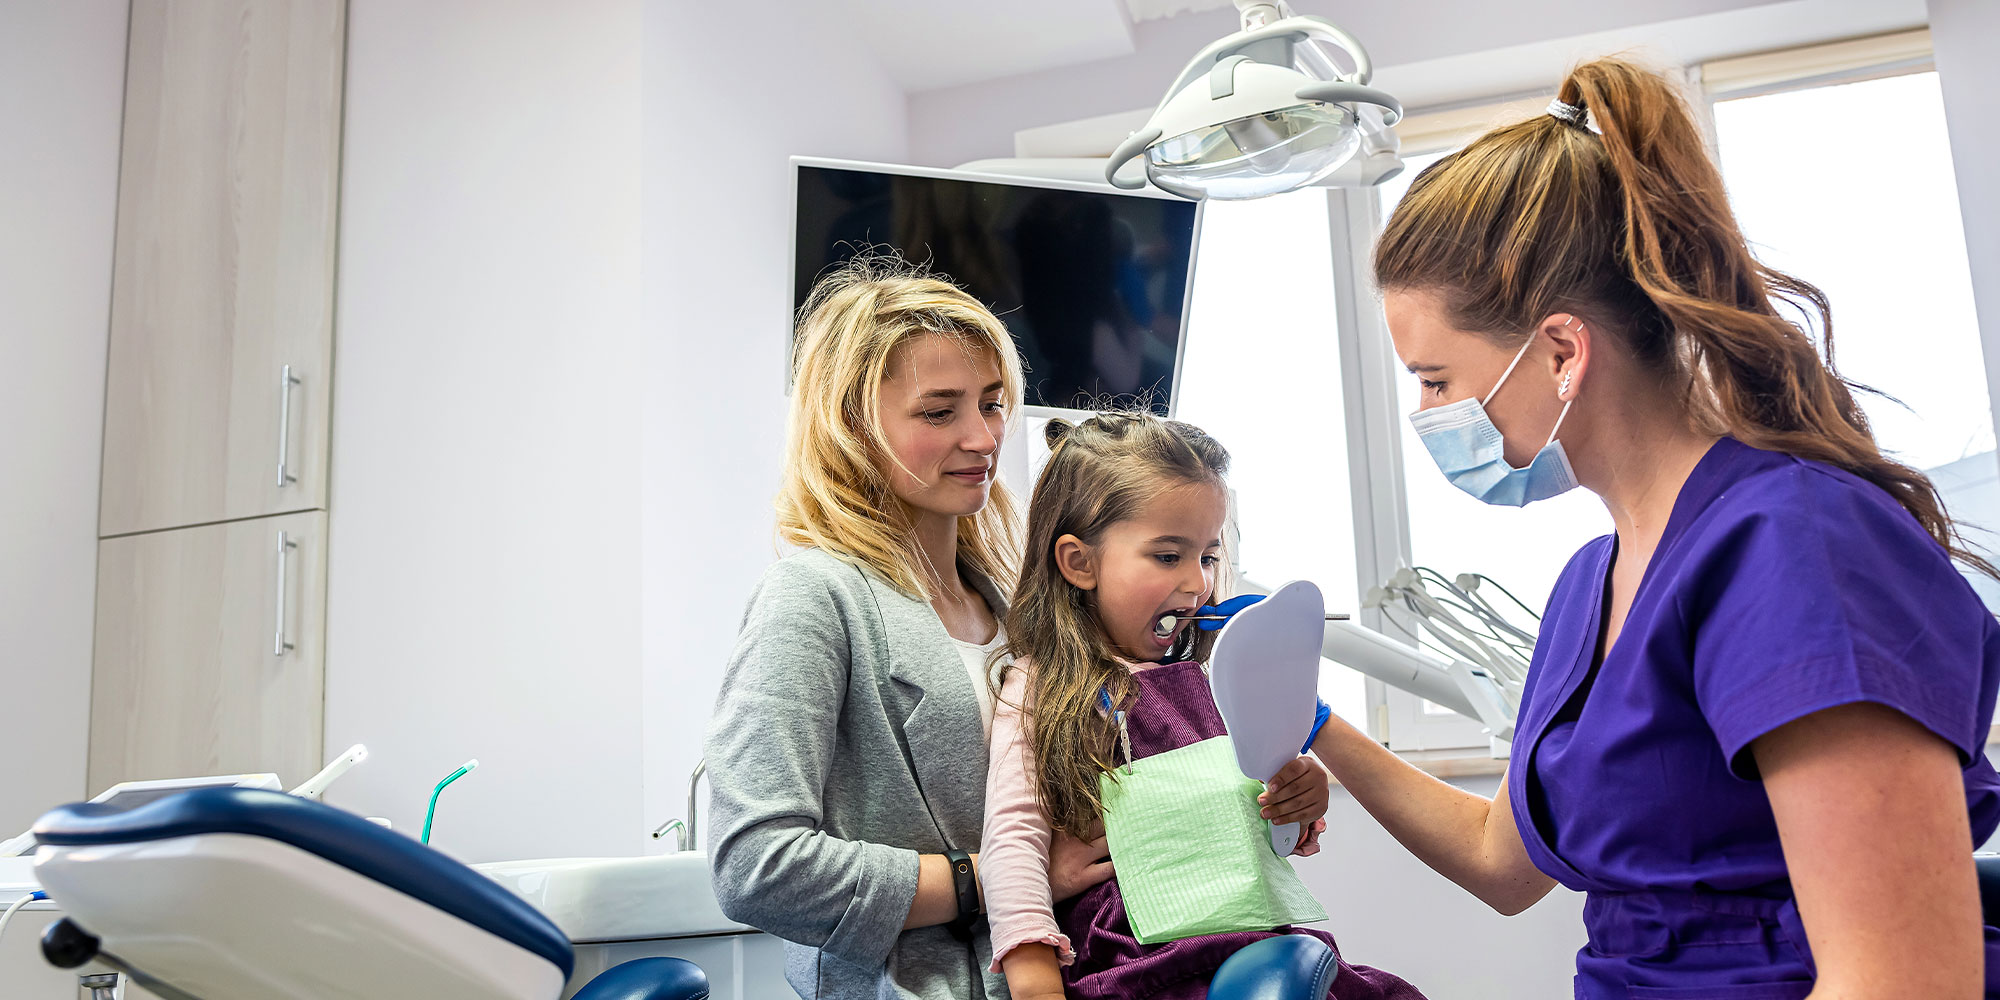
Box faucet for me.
[649,757,707,852]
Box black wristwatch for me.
[944,848,979,941]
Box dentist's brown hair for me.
[1374,56,1993,577]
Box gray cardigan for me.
[705,547,1011,1000]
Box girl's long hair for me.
[1374,56,1995,577]
[1004,411,1231,839]
[779,253,1026,598]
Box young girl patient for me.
[981,412,1426,1000]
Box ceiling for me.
[822,0,1140,92]
[817,0,1250,92]
[1124,0,1238,22]
[827,0,1923,98]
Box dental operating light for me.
[1107,0,1404,200]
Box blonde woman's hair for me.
[779,253,1026,598]
[1005,411,1231,840]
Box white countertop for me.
[474,852,753,943]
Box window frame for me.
[1340,34,1955,750]
[1340,95,1560,751]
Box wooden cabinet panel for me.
[99,0,345,536]
[89,511,327,793]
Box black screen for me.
[794,165,1200,414]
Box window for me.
[1176,188,1370,730]
[1708,67,2000,610]
[1370,145,1613,750]
[1376,153,1612,619]
[1341,43,1998,749]
[1073,29,1994,754]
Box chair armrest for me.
[1210,934,1337,1000]
[572,957,710,1000]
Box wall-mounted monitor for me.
[791,157,1202,415]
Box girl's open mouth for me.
[1151,608,1195,641]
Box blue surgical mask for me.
[1408,331,1578,507]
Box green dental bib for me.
[1098,733,1327,944]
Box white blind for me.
[1390,95,1552,155]
[1701,28,1932,99]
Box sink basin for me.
[473,851,753,943]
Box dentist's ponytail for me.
[1375,56,1993,577]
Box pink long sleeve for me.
[980,660,1075,971]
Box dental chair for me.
[28,788,708,1000]
[29,786,1340,1000]
[1978,853,2000,928]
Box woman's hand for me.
[1260,755,1331,827]
[1048,821,1114,902]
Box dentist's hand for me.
[1260,755,1331,828]
[1049,820,1114,902]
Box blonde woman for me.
[705,257,1115,999]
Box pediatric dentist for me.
[1311,57,2000,998]
[705,257,1113,999]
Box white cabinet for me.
[0,899,163,999]
[89,0,345,797]
[89,511,328,793]
[0,900,81,998]
[97,0,344,538]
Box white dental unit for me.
[0,751,744,1000]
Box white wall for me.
[0,1,126,836]
[324,0,646,861]
[1929,0,2000,466]
[322,0,909,862]
[638,0,911,849]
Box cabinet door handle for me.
[277,365,301,487]
[275,531,299,657]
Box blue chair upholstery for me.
[1210,934,1338,1000]
[571,957,710,1000]
[1976,853,2000,928]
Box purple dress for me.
[1055,660,1428,1000]
[1514,437,2000,998]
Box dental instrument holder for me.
[421,759,479,846]
[1206,581,1327,856]
[649,757,706,851]
[1363,566,1530,753]
[290,743,368,801]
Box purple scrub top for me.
[1510,437,2000,999]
